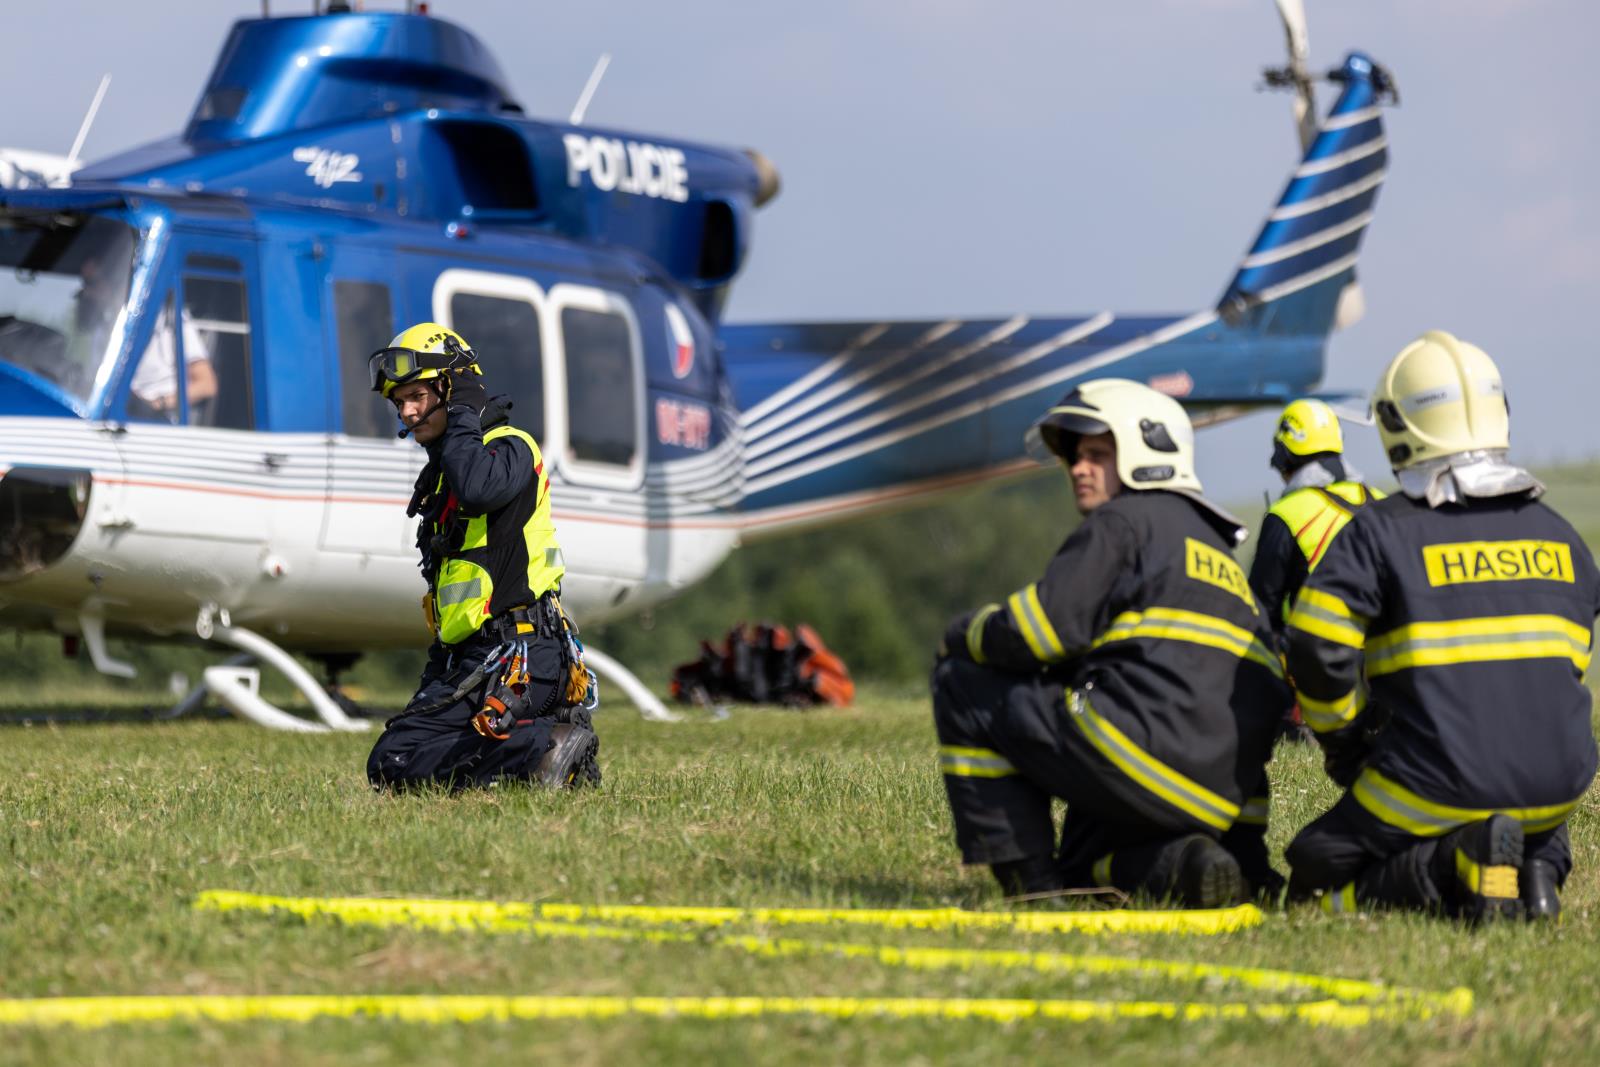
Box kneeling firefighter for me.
[932,379,1291,906]
[365,323,600,791]
[1250,398,1384,653]
[1284,331,1599,922]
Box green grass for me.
[3,689,1599,1065]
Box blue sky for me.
[10,0,1597,502]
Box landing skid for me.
[173,613,371,733]
[166,612,676,728]
[583,646,681,723]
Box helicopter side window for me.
[182,264,252,430]
[449,292,544,443]
[561,306,637,468]
[333,280,395,438]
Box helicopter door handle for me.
[261,452,289,471]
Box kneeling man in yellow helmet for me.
[1285,331,1599,921]
[365,323,599,791]
[1251,398,1382,653]
[932,379,1291,906]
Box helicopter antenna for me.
[66,74,112,169]
[569,53,612,126]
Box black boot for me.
[1169,835,1246,909]
[991,855,1064,899]
[535,723,600,788]
[1433,815,1523,924]
[1521,859,1561,922]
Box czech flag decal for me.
[665,303,695,379]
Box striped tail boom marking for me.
[722,51,1395,534]
[1219,52,1395,321]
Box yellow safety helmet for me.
[1030,378,1203,494]
[1271,398,1343,474]
[1372,329,1508,469]
[369,322,480,398]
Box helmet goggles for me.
[368,334,476,397]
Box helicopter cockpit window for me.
[334,280,395,438]
[449,292,544,443]
[182,262,253,430]
[562,306,637,467]
[0,211,136,409]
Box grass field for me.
[2,464,1597,1062]
[3,687,1599,1065]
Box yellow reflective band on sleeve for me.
[1068,694,1240,832]
[966,604,1000,665]
[1236,796,1270,827]
[1297,688,1365,733]
[1364,614,1592,676]
[1092,608,1283,680]
[1092,854,1115,888]
[938,745,1018,779]
[1351,768,1581,837]
[1007,584,1066,662]
[1285,588,1368,648]
[1320,884,1358,916]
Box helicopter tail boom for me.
[722,51,1392,538]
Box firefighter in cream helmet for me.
[364,323,600,792]
[932,378,1290,906]
[1285,331,1599,922]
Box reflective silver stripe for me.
[1237,796,1270,826]
[1321,883,1357,915]
[435,578,484,607]
[938,746,1018,779]
[1070,696,1239,831]
[1366,624,1590,675]
[966,604,1000,664]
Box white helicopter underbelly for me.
[0,418,741,651]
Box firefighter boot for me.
[1434,815,1523,924]
[1521,859,1560,923]
[991,855,1065,900]
[535,723,600,789]
[1169,835,1246,909]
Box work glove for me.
[444,366,487,415]
[1316,721,1372,789]
[938,610,979,663]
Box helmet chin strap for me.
[396,380,449,440]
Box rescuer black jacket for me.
[1286,491,1600,827]
[944,489,1292,820]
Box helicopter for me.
[0,2,1394,729]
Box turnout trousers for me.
[1286,789,1572,910]
[367,625,572,791]
[931,657,1271,895]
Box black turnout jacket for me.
[944,489,1292,820]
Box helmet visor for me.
[1029,406,1111,464]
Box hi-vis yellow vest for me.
[431,425,565,645]
[1268,481,1383,575]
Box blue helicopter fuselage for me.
[0,9,1394,658]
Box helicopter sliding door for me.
[543,282,648,617]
